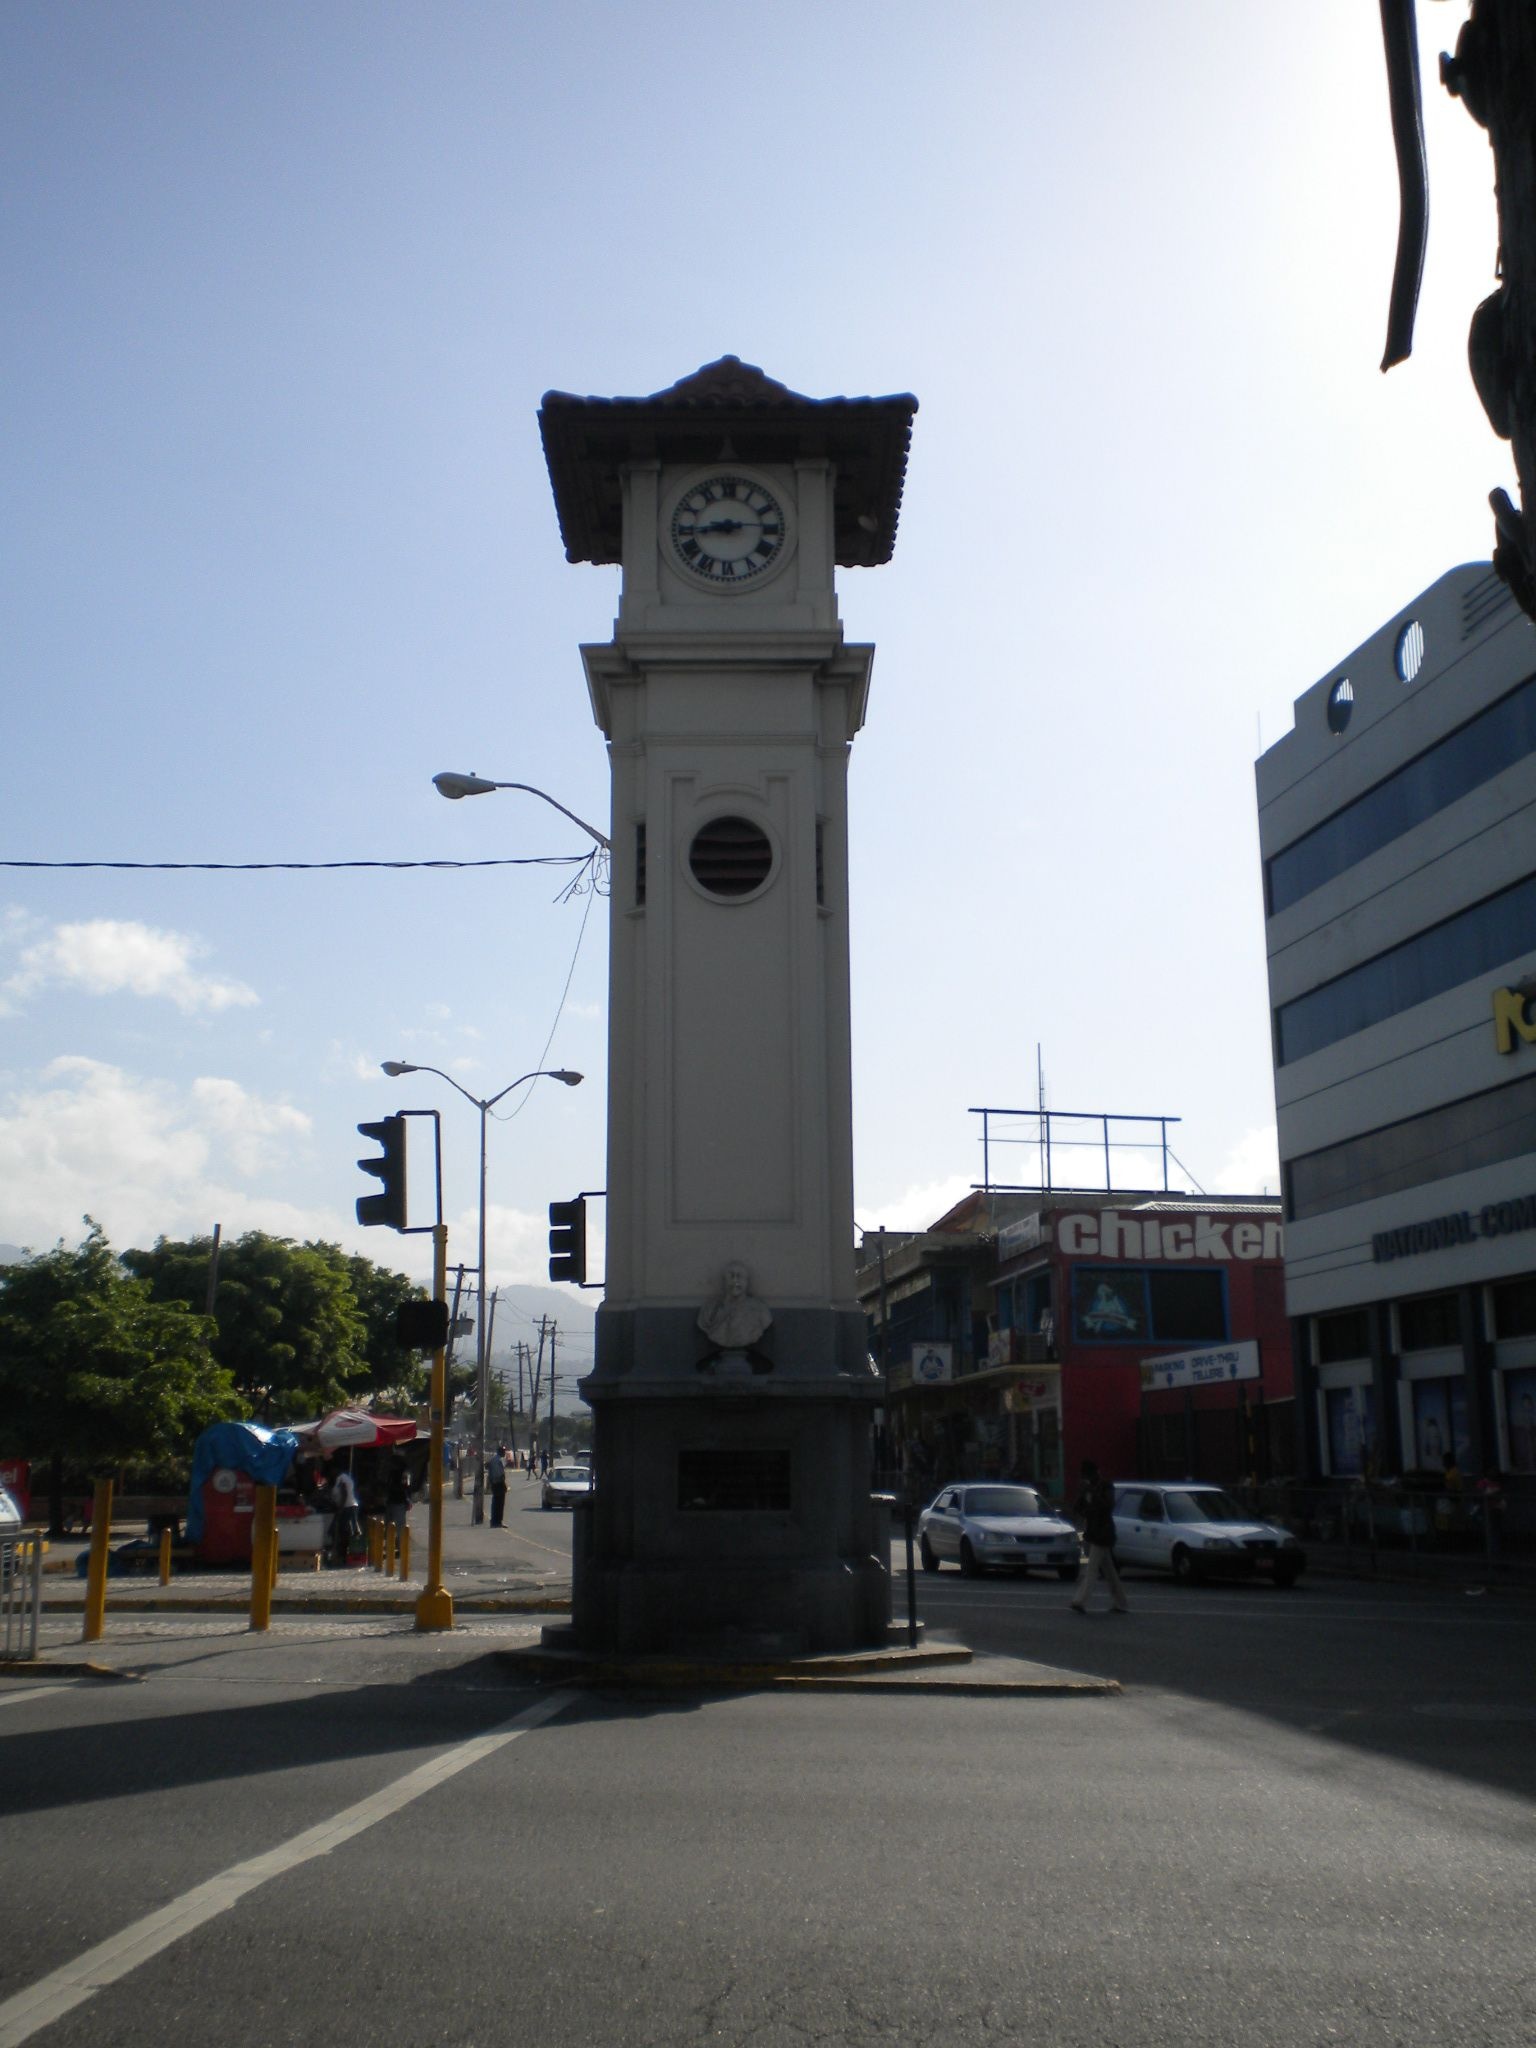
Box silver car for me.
[1112,1482,1306,1587]
[541,1462,594,1511]
[918,1483,1082,1580]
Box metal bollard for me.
[400,1524,412,1581]
[367,1517,383,1571]
[250,1485,276,1631]
[82,1479,113,1644]
[384,1521,397,1578]
[159,1525,173,1586]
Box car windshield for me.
[963,1487,1046,1518]
[1164,1489,1245,1524]
[553,1468,588,1483]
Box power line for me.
[0,855,590,873]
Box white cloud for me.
[858,1172,976,1234]
[1211,1125,1281,1199]
[0,1058,315,1253]
[2,919,257,1014]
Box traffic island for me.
[493,1624,1121,1696]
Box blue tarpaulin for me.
[184,1422,300,1544]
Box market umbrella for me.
[291,1409,419,1449]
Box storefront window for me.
[1071,1265,1227,1344]
[1316,1309,1371,1364]
[1504,1368,1536,1473]
[1326,1385,1376,1475]
[1398,1292,1460,1351]
[1492,1278,1536,1341]
[1410,1376,1470,1470]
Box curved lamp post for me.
[382,1060,582,1522]
[432,771,611,851]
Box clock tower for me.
[540,356,917,1654]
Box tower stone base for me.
[571,1380,890,1657]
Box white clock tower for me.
[540,357,917,1654]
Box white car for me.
[541,1462,594,1511]
[918,1483,1082,1579]
[1112,1482,1306,1587]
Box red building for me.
[863,1192,1292,1498]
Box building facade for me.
[858,1190,1289,1498]
[1256,563,1536,1520]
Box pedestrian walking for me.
[488,1444,507,1527]
[384,1458,412,1540]
[1068,1459,1129,1615]
[330,1464,361,1567]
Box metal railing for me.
[1228,1478,1521,1575]
[1,1533,45,1661]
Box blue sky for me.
[0,2,1511,1359]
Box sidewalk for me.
[29,1486,572,1616]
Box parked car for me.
[918,1483,1082,1579]
[0,1485,21,1540]
[542,1462,594,1511]
[1111,1482,1306,1587]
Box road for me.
[2,1525,1533,2048]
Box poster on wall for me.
[1072,1267,1148,1340]
[911,1342,953,1386]
[1326,1385,1376,1476]
[1505,1368,1536,1473]
[1411,1376,1470,1471]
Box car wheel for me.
[1057,1565,1077,1582]
[959,1539,981,1578]
[919,1535,940,1573]
[1272,1563,1302,1589]
[1172,1544,1201,1584]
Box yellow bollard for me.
[82,1479,113,1644]
[384,1521,397,1578]
[250,1485,276,1631]
[400,1524,412,1581]
[158,1525,172,1586]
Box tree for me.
[338,1249,431,1411]
[0,1222,239,1534]
[124,1232,367,1421]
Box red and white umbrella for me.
[291,1409,419,1449]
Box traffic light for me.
[395,1297,449,1350]
[548,1196,587,1283]
[356,1116,407,1229]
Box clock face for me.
[669,474,787,585]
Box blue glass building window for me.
[1267,671,1536,915]
[1275,870,1536,1065]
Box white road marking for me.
[0,1688,575,2048]
[0,1686,72,1709]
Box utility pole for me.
[547,1322,558,1465]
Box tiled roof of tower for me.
[538,355,918,569]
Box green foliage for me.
[341,1250,430,1410]
[121,1231,428,1422]
[0,1222,239,1475]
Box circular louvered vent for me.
[688,815,774,899]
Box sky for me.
[1,1,1514,1376]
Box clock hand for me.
[695,516,766,535]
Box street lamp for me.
[381,1059,582,1523]
[432,772,611,850]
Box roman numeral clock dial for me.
[669,474,787,585]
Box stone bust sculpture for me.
[697,1259,773,1354]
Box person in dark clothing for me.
[1068,1458,1129,1614]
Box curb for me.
[33,1593,572,1617]
[0,1660,138,1682]
[490,1641,1120,1696]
